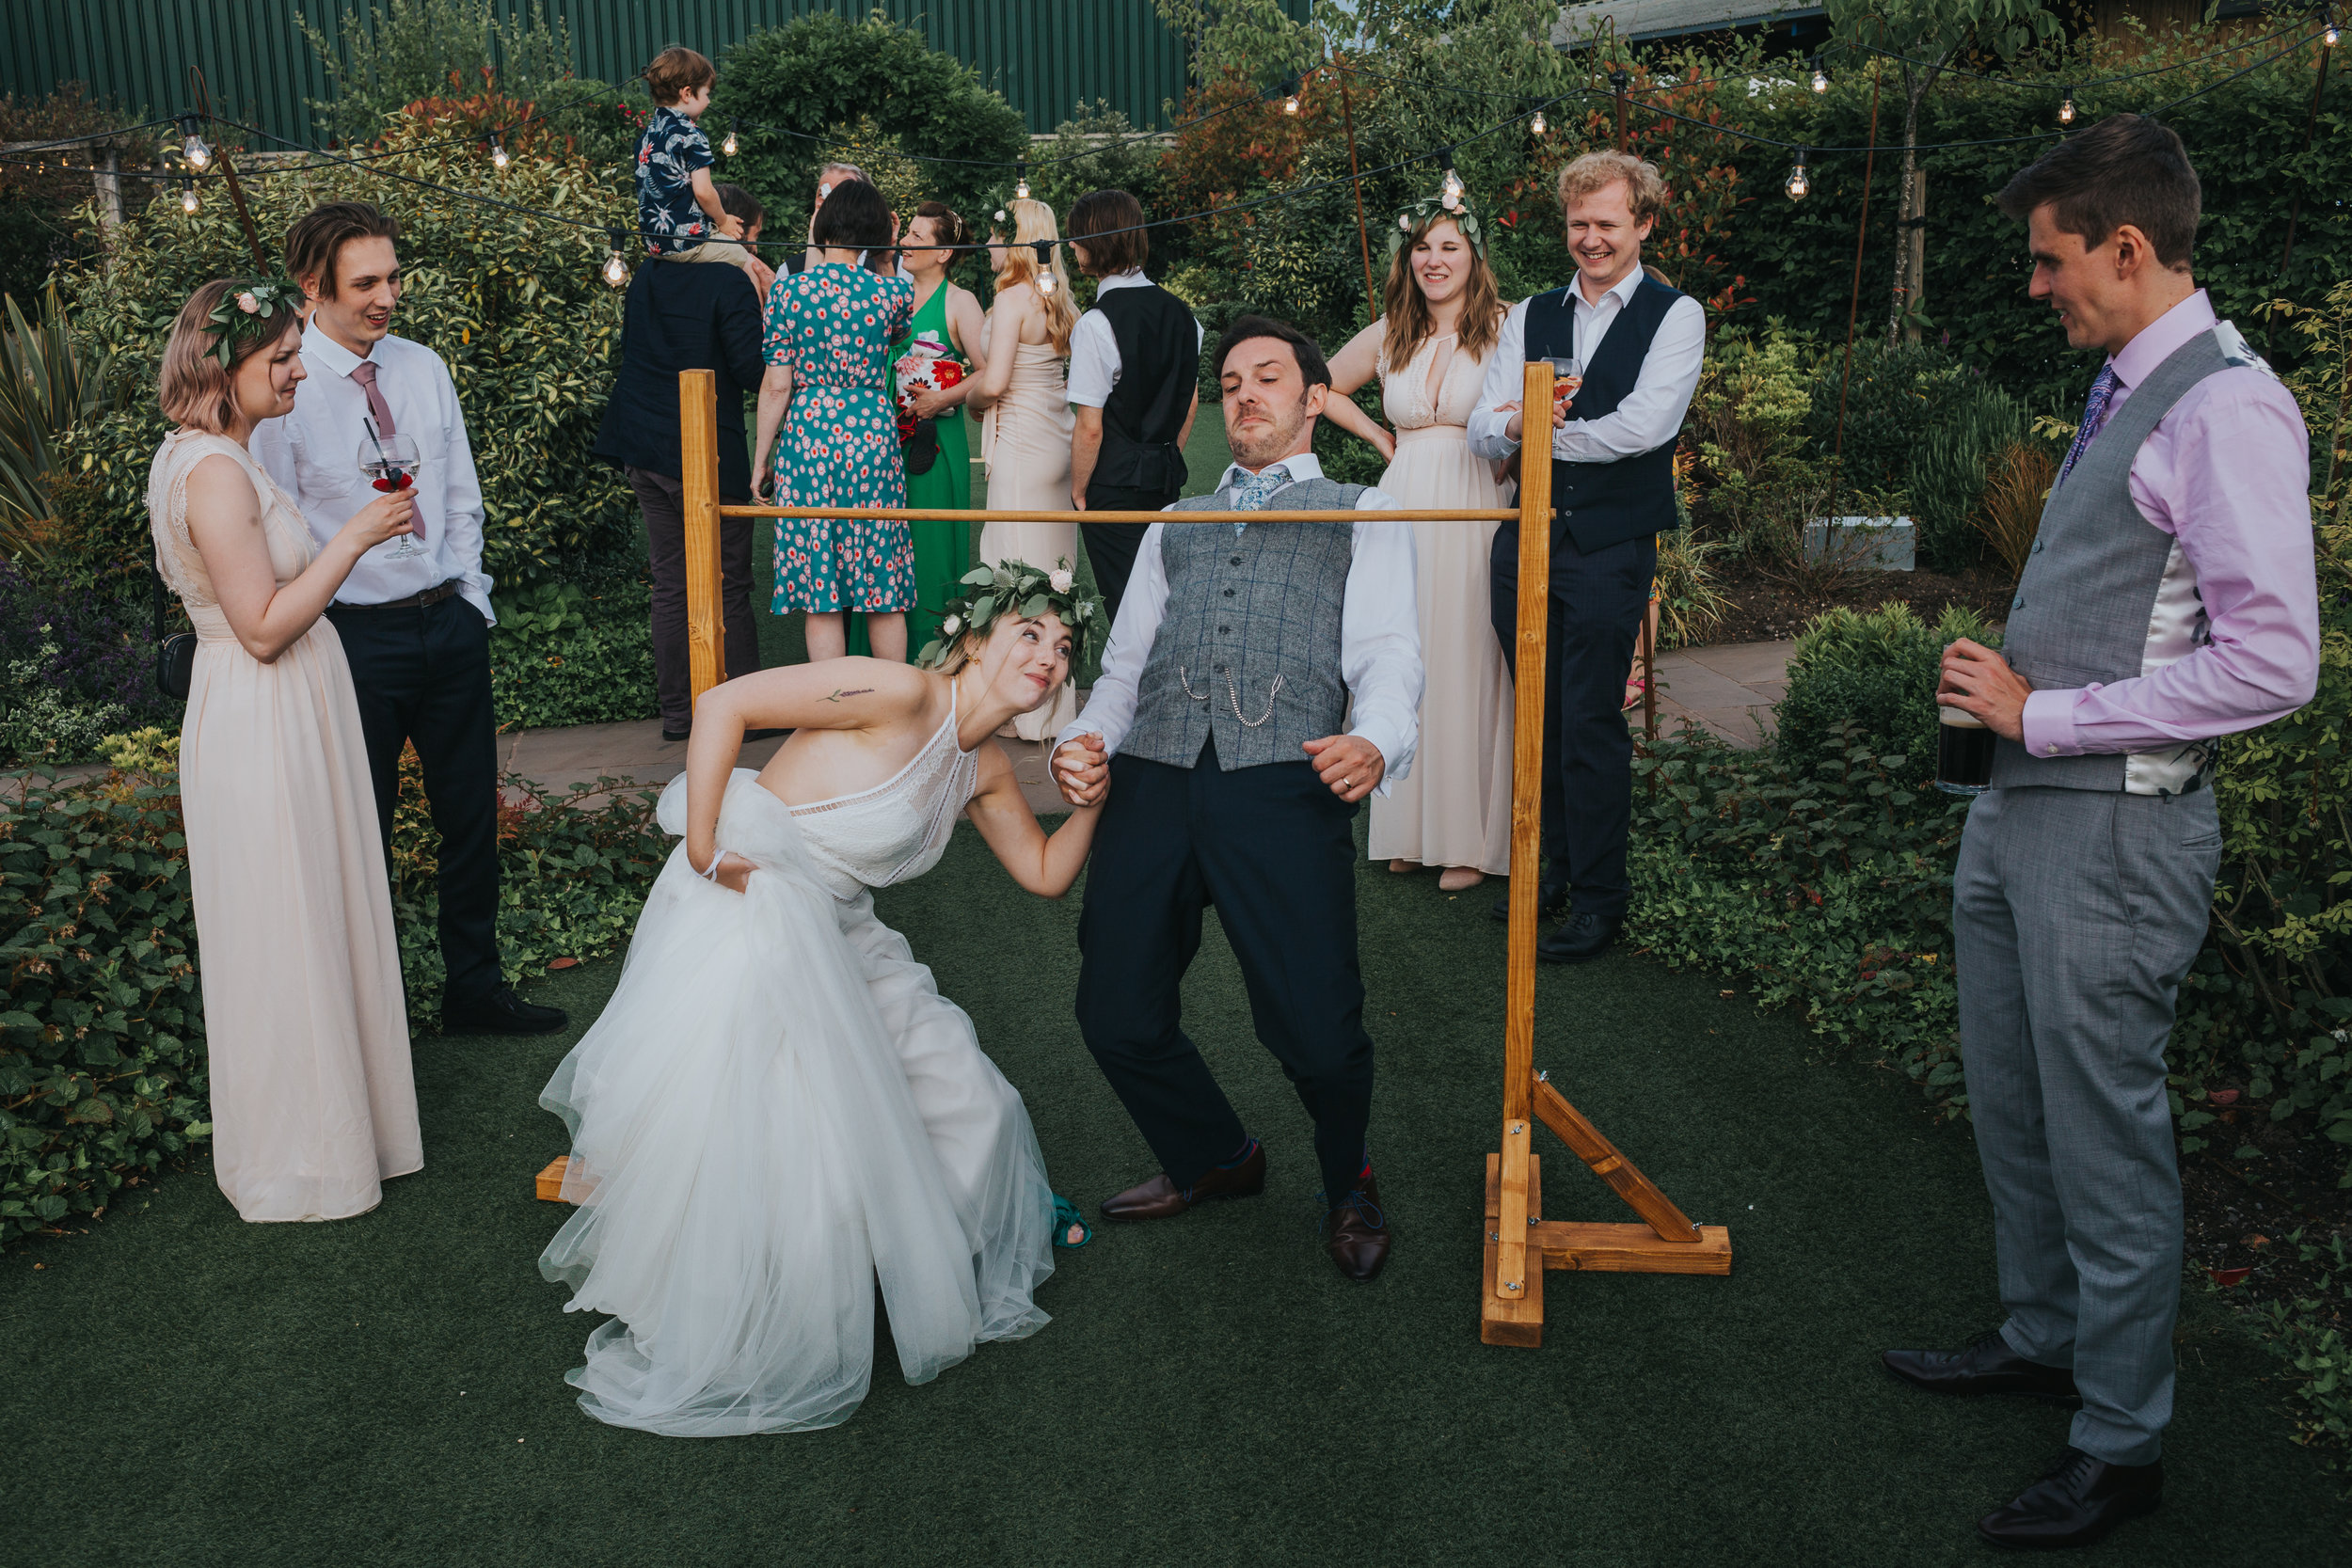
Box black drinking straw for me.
[363,415,390,469]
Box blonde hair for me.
[1557,150,1667,226]
[158,279,301,434]
[991,198,1076,356]
[1379,214,1505,376]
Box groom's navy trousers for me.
[1075,736,1375,1203]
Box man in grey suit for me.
[1885,116,2319,1550]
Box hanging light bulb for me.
[180,180,200,214]
[2058,91,2076,126]
[1032,240,1056,295]
[1442,166,1464,202]
[489,133,509,170]
[1786,150,1810,200]
[602,230,628,288]
[2325,20,2340,46]
[180,118,212,170]
[722,119,739,156]
[1014,162,1030,201]
[1811,67,1830,93]
[1530,109,1548,136]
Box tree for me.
[1823,0,2058,344]
[707,12,1027,237]
[298,0,591,146]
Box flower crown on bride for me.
[203,278,306,369]
[916,557,1104,671]
[1388,188,1486,263]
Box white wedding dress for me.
[537,692,1057,1435]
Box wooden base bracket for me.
[1481,1151,1731,1347]
[536,1156,580,1203]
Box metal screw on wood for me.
[1502,1280,1522,1292]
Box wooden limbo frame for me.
[544,365,1733,1341]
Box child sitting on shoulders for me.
[635,46,745,270]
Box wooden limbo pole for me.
[644,366,1729,1343]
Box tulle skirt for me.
[537,776,1055,1434]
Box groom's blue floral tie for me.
[2056,364,2119,490]
[1228,463,1292,536]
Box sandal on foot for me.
[1621,677,1649,712]
[1052,1195,1091,1248]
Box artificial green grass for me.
[2,817,2339,1567]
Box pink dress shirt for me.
[2019,290,2320,760]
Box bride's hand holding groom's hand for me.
[1052,734,1109,808]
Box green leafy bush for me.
[1803,338,1964,498]
[487,578,657,730]
[1775,601,1995,786]
[1905,381,2032,573]
[51,104,634,593]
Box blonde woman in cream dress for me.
[965,198,1079,740]
[1324,212,1515,890]
[146,279,422,1222]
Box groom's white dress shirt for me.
[1466,265,1706,465]
[253,324,496,623]
[1056,451,1422,794]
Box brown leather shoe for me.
[1323,1176,1391,1282]
[1100,1139,1266,1222]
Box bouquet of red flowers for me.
[894,332,966,474]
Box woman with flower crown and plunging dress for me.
[1323,198,1516,893]
[535,562,1104,1436]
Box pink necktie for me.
[351,358,396,438]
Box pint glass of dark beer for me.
[1935,705,1995,796]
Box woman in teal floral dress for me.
[754,180,917,662]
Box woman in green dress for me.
[881,201,989,654]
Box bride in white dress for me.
[538,562,1104,1436]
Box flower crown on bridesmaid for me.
[917,558,1103,671]
[1388,189,1486,263]
[201,278,306,369]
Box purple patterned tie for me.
[2056,364,2118,489]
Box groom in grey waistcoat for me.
[1887,117,2318,1551]
[1052,315,1422,1282]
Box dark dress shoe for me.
[660,728,692,744]
[442,986,569,1037]
[1883,1330,2080,1402]
[1978,1449,2161,1551]
[1323,1176,1391,1282]
[1489,879,1567,924]
[1536,911,1620,963]
[1101,1139,1265,1222]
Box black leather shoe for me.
[1489,879,1568,924]
[660,728,692,744]
[1322,1175,1391,1282]
[1883,1330,2080,1402]
[1978,1448,2162,1551]
[442,986,569,1037]
[1101,1138,1266,1222]
[1536,911,1620,962]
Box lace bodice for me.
[787,694,980,898]
[1375,326,1490,433]
[148,430,318,641]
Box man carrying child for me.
[635,47,747,270]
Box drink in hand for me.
[357,433,424,554]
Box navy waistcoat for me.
[1515,274,1684,555]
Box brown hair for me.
[158,279,302,434]
[910,199,970,252]
[644,46,714,106]
[284,200,399,299]
[1557,150,1667,227]
[1379,214,1505,376]
[1214,314,1329,391]
[714,182,763,232]
[1995,113,2200,271]
[1066,188,1147,277]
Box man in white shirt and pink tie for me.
[257,201,565,1037]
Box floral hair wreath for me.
[203,278,306,370]
[1387,189,1486,264]
[916,557,1103,671]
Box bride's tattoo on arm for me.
[822,688,877,704]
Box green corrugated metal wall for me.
[1,0,1306,142]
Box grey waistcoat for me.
[1991,326,2244,794]
[1124,476,1363,771]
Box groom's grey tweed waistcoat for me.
[1991,327,2243,794]
[1123,476,1364,771]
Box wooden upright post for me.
[678,369,726,706]
[1481,361,1730,1349]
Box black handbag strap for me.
[151,561,167,643]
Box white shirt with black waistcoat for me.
[1055,452,1422,792]
[1066,269,1206,409]
[1466,265,1706,465]
[252,324,495,623]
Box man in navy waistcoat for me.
[1469,151,1706,961]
